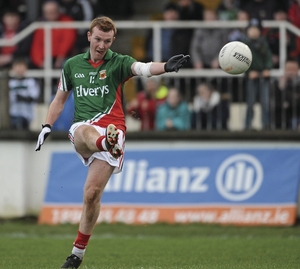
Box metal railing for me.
[1,20,300,131]
[0,20,299,102]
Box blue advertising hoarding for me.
[39,144,300,226]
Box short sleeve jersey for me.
[58,49,136,132]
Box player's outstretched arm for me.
[35,90,70,151]
[132,54,190,77]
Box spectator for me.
[9,58,40,130]
[265,10,295,68]
[177,0,204,20]
[58,0,94,53]
[166,0,204,99]
[227,10,250,42]
[238,0,290,21]
[144,3,179,62]
[288,0,300,27]
[218,0,239,21]
[0,9,32,68]
[156,87,191,131]
[30,0,77,69]
[127,77,164,131]
[190,9,228,69]
[191,82,228,130]
[272,59,300,129]
[171,0,204,65]
[225,9,248,104]
[288,0,300,64]
[0,1,27,20]
[243,18,273,130]
[92,0,134,19]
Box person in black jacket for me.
[58,0,94,53]
[171,0,204,66]
[243,18,273,130]
[272,59,300,129]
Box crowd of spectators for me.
[1,0,300,131]
[136,0,300,132]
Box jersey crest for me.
[99,70,107,80]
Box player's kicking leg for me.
[61,124,122,268]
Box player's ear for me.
[87,31,91,42]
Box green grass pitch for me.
[1,218,300,269]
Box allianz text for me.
[105,160,210,193]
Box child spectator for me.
[0,9,32,68]
[243,18,273,130]
[191,82,228,130]
[156,87,191,131]
[9,58,40,130]
[0,2,27,19]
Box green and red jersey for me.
[58,49,136,133]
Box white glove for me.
[35,124,52,151]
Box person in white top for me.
[9,58,40,130]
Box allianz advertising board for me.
[39,145,300,226]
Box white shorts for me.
[68,121,125,174]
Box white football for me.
[218,41,252,75]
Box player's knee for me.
[74,125,97,151]
[84,187,103,205]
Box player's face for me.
[88,27,115,62]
